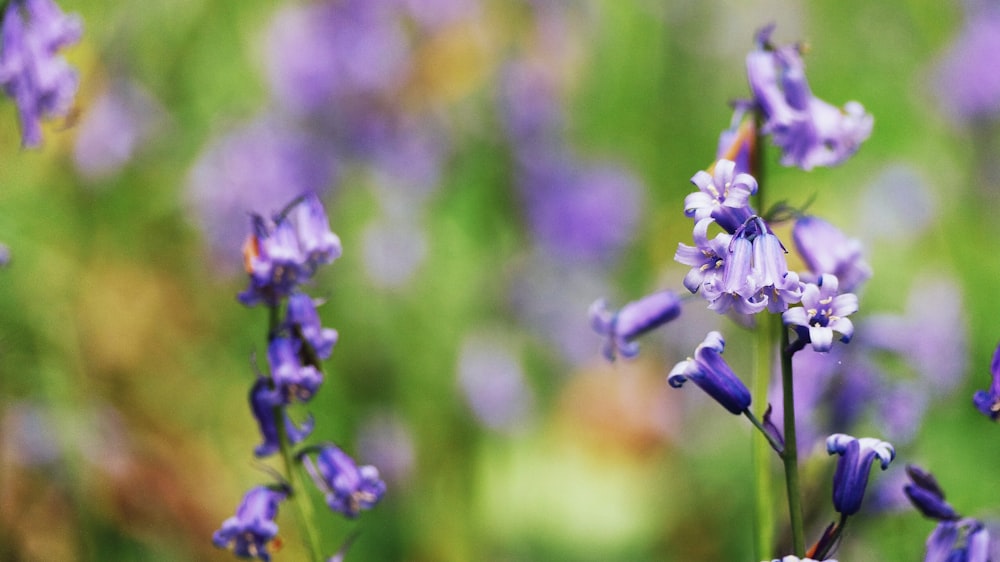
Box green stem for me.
[744,408,783,455]
[268,304,324,562]
[751,312,777,560]
[780,325,806,556]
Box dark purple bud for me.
[904,464,960,521]
[669,331,752,415]
[589,290,682,362]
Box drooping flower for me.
[285,293,338,361]
[668,331,752,415]
[973,342,1000,421]
[212,485,288,561]
[0,0,82,147]
[826,433,895,516]
[684,159,758,234]
[589,290,682,361]
[712,216,801,315]
[903,464,960,522]
[294,191,343,275]
[746,25,873,170]
[674,217,732,301]
[783,273,858,353]
[924,519,991,562]
[249,377,314,458]
[302,444,386,518]
[792,215,871,292]
[267,337,324,403]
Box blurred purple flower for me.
[357,411,416,487]
[213,485,287,561]
[302,444,386,518]
[859,164,936,243]
[457,333,534,431]
[715,105,755,176]
[264,0,409,115]
[249,377,313,458]
[186,117,336,268]
[684,159,758,234]
[792,215,872,293]
[498,60,565,153]
[361,214,428,289]
[783,273,857,353]
[925,519,990,562]
[589,290,682,362]
[904,464,960,522]
[746,25,872,170]
[519,154,643,265]
[0,0,81,147]
[826,433,895,516]
[973,342,1000,421]
[267,337,323,403]
[934,5,1000,122]
[73,79,165,182]
[285,293,338,361]
[668,331,752,415]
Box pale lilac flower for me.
[0,0,81,147]
[457,333,534,431]
[73,79,165,182]
[973,342,1000,421]
[589,290,682,361]
[827,433,895,516]
[213,486,287,561]
[746,25,873,170]
[934,5,1000,122]
[302,444,386,518]
[294,191,343,274]
[792,215,871,292]
[357,411,416,486]
[684,159,758,234]
[674,217,732,300]
[714,216,800,315]
[783,273,858,353]
[361,213,428,289]
[669,331,752,415]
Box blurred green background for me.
[1,0,999,560]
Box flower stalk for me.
[780,323,805,555]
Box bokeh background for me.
[2,0,1000,560]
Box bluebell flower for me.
[925,519,990,562]
[783,273,858,353]
[792,216,872,293]
[973,342,1000,421]
[674,217,732,301]
[826,433,895,516]
[745,25,873,170]
[294,192,343,275]
[286,293,338,361]
[668,331,752,415]
[904,464,960,522]
[302,444,386,518]
[212,485,288,561]
[589,290,682,361]
[684,159,758,234]
[249,377,314,458]
[0,0,81,147]
[714,216,801,315]
[267,337,324,403]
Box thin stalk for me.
[780,325,806,555]
[751,311,777,560]
[269,304,324,562]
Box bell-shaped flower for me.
[302,444,386,518]
[267,337,323,403]
[904,464,960,522]
[286,293,338,361]
[669,331,752,415]
[589,290,682,362]
[684,159,758,234]
[249,377,314,458]
[826,433,895,516]
[212,485,288,561]
[294,191,342,275]
[0,0,82,147]
[239,215,307,306]
[746,25,873,170]
[675,217,732,300]
[925,519,990,562]
[973,342,1000,421]
[783,274,858,353]
[792,215,871,292]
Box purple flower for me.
[925,519,990,562]
[904,464,960,522]
[684,159,758,235]
[212,486,287,561]
[0,0,81,147]
[783,273,858,353]
[792,216,871,292]
[715,105,755,176]
[934,6,1000,123]
[249,377,314,458]
[826,433,895,516]
[303,444,386,518]
[589,290,682,362]
[285,293,338,361]
[457,333,535,431]
[713,216,801,315]
[746,26,873,170]
[293,192,343,275]
[498,59,565,153]
[267,337,323,403]
[668,331,752,415]
[973,342,1000,421]
[674,217,732,300]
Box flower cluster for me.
[0,0,82,147]
[215,193,385,561]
